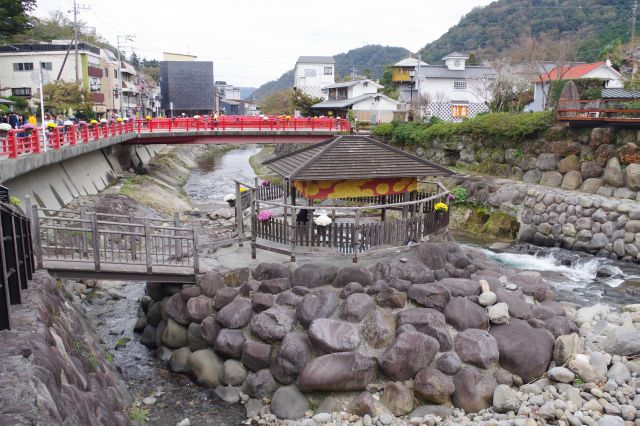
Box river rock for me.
[414,367,455,404]
[625,163,640,190]
[557,154,580,172]
[271,332,310,384]
[478,291,497,306]
[216,298,252,329]
[162,318,188,349]
[604,157,625,187]
[492,384,519,413]
[454,328,499,368]
[222,359,247,386]
[537,153,559,171]
[562,171,583,190]
[250,306,295,343]
[349,391,376,416]
[544,315,579,338]
[169,346,192,373]
[361,309,396,349]
[296,289,339,327]
[270,385,309,420]
[292,263,338,288]
[435,352,462,375]
[381,381,413,416]
[488,302,510,324]
[276,290,302,308]
[213,287,238,309]
[541,171,563,187]
[334,265,373,287]
[603,326,640,355]
[164,293,190,325]
[243,369,279,399]
[253,262,290,281]
[568,354,606,384]
[198,271,226,297]
[258,278,291,294]
[386,261,435,283]
[523,169,542,183]
[398,307,452,350]
[444,297,488,330]
[607,362,631,385]
[438,278,481,296]
[415,242,447,270]
[407,283,451,311]
[340,282,365,299]
[490,318,554,382]
[582,177,605,193]
[214,329,246,359]
[251,292,275,313]
[376,286,406,308]
[553,333,583,365]
[200,315,220,344]
[187,322,209,351]
[308,318,360,354]
[186,296,213,322]
[582,161,603,179]
[187,348,223,387]
[241,341,272,372]
[341,293,375,323]
[495,288,531,319]
[388,278,411,292]
[214,386,240,403]
[379,331,439,381]
[297,351,377,392]
[453,366,497,414]
[548,366,575,383]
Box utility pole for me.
[351,67,356,81]
[70,0,90,83]
[416,54,422,122]
[117,35,134,118]
[633,1,638,44]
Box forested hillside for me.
[252,45,409,99]
[418,0,635,63]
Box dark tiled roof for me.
[262,136,454,180]
[602,88,640,99]
[296,56,335,64]
[419,65,496,79]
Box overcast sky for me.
[35,0,494,87]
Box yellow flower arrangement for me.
[145,115,152,120]
[116,117,123,122]
[46,122,57,129]
[240,187,248,193]
[89,119,98,125]
[434,202,448,212]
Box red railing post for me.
[70,126,76,145]
[52,128,61,149]
[7,131,17,158]
[32,129,41,153]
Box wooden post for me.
[235,181,243,247]
[290,205,297,262]
[353,209,360,263]
[0,206,12,330]
[129,212,137,260]
[250,188,257,259]
[192,223,199,274]
[143,219,152,272]
[402,192,409,219]
[79,207,88,257]
[307,200,313,250]
[381,195,387,222]
[174,211,182,259]
[31,205,43,269]
[91,212,100,272]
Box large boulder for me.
[381,382,413,416]
[407,283,451,311]
[258,278,291,294]
[169,346,191,373]
[271,332,311,384]
[242,341,272,372]
[562,171,583,191]
[444,297,488,331]
[165,293,190,325]
[603,326,640,356]
[581,161,603,179]
[361,309,396,349]
[434,352,462,375]
[308,319,360,354]
[216,298,252,329]
[385,261,435,284]
[536,153,559,171]
[250,306,296,343]
[557,155,580,173]
[243,369,279,399]
[397,308,452,351]
[197,271,226,298]
[376,287,406,308]
[341,293,375,323]
[349,392,376,417]
[161,318,188,349]
[490,318,555,382]
[187,349,223,387]
[333,266,373,287]
[414,367,455,404]
[214,329,246,359]
[454,329,499,368]
[452,366,497,414]
[187,323,209,352]
[186,296,213,322]
[414,243,447,270]
[292,263,338,288]
[253,263,290,281]
[540,171,563,187]
[213,287,238,309]
[379,331,440,381]
[495,288,531,319]
[296,289,339,327]
[270,385,309,420]
[603,157,625,187]
[626,163,640,191]
[437,278,481,297]
[297,351,378,392]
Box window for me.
[453,81,467,90]
[11,87,32,97]
[90,78,101,92]
[324,66,333,75]
[40,62,52,70]
[88,60,100,68]
[13,62,33,72]
[451,105,469,118]
[113,70,118,79]
[304,69,316,77]
[104,68,109,77]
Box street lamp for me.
[408,69,416,120]
[112,85,119,117]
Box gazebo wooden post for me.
[353,209,360,263]
[235,181,243,247]
[290,182,297,262]
[381,195,387,222]
[308,199,313,247]
[402,192,409,219]
[250,188,256,259]
[283,178,289,254]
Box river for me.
[87,145,639,425]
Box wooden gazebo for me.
[248,135,454,262]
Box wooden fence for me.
[33,207,199,274]
[0,201,35,330]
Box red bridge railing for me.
[557,99,640,122]
[0,117,350,159]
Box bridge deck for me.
[43,260,195,283]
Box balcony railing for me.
[392,70,412,82]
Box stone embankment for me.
[447,173,640,263]
[0,271,131,425]
[134,240,640,425]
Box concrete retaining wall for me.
[4,143,165,209]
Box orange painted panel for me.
[293,177,417,200]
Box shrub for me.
[372,122,394,138]
[450,187,467,205]
[9,196,21,207]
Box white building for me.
[415,52,496,122]
[526,60,623,112]
[312,79,399,124]
[294,55,335,99]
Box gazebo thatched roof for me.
[262,135,453,181]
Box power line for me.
[70,0,90,83]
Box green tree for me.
[260,89,293,116]
[291,88,323,117]
[129,52,140,70]
[7,95,28,112]
[379,65,399,99]
[39,81,93,115]
[0,0,37,40]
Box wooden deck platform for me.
[43,260,195,283]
